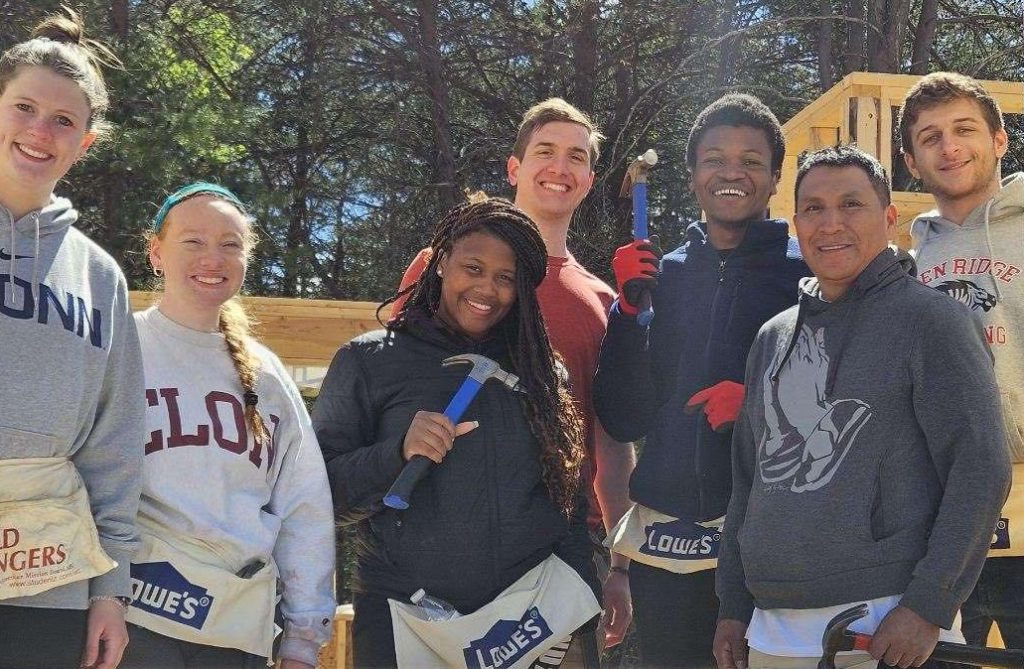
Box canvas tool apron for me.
[126,520,278,658]
[989,463,1024,557]
[0,457,116,600]
[607,503,724,574]
[389,554,600,669]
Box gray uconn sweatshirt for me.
[912,173,1024,462]
[717,249,1010,628]
[0,196,144,609]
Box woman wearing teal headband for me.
[0,9,143,669]
[122,184,336,669]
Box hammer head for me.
[817,603,869,669]
[619,149,659,198]
[443,353,522,392]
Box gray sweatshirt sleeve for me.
[73,279,145,599]
[265,353,337,666]
[900,298,1011,627]
[716,343,761,624]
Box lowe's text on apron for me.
[607,503,724,574]
[126,524,278,658]
[389,554,600,669]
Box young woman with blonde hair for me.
[123,183,335,669]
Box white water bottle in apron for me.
[410,588,460,621]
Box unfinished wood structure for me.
[129,292,381,369]
[771,72,1023,247]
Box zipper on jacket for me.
[718,258,727,283]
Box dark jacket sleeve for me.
[593,302,657,442]
[312,343,406,523]
[715,344,760,624]
[900,298,1011,627]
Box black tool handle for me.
[382,455,432,510]
[931,640,1024,668]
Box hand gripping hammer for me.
[619,148,658,326]
[818,604,1024,669]
[383,353,521,510]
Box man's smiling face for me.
[690,124,778,227]
[507,121,595,227]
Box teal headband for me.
[152,182,246,232]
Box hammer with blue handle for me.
[619,148,659,326]
[383,353,522,510]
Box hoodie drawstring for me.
[981,199,1002,304]
[6,213,14,306]
[31,213,40,307]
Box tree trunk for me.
[909,0,938,73]
[844,0,866,73]
[110,0,129,40]
[571,0,598,111]
[868,0,912,72]
[715,0,738,85]
[817,0,835,90]
[415,0,458,211]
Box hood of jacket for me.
[775,247,915,394]
[0,195,79,301]
[910,172,1024,245]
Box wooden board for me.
[129,292,383,367]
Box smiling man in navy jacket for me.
[593,93,808,668]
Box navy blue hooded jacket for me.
[594,219,808,522]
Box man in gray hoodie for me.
[903,72,1024,648]
[713,146,1010,669]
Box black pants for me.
[630,563,718,669]
[0,605,88,669]
[961,556,1024,647]
[352,592,399,669]
[119,624,265,669]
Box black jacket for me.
[313,312,598,613]
[594,220,808,521]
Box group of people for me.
[1,7,1021,669]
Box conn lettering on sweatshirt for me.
[144,387,280,469]
[0,274,103,348]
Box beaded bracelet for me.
[88,595,130,610]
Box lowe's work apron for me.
[989,463,1024,557]
[0,457,116,600]
[126,522,278,658]
[607,503,724,574]
[389,554,600,669]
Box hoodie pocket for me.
[0,425,61,457]
[1000,391,1024,463]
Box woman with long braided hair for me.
[315,194,600,669]
[124,184,336,669]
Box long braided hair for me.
[385,194,586,517]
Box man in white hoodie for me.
[903,71,1024,648]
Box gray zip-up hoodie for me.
[717,248,1010,628]
[0,195,144,610]
[911,173,1024,462]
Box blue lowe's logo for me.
[992,518,1011,550]
[129,562,214,629]
[463,607,553,669]
[639,519,722,560]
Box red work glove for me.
[612,238,660,316]
[686,381,745,433]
